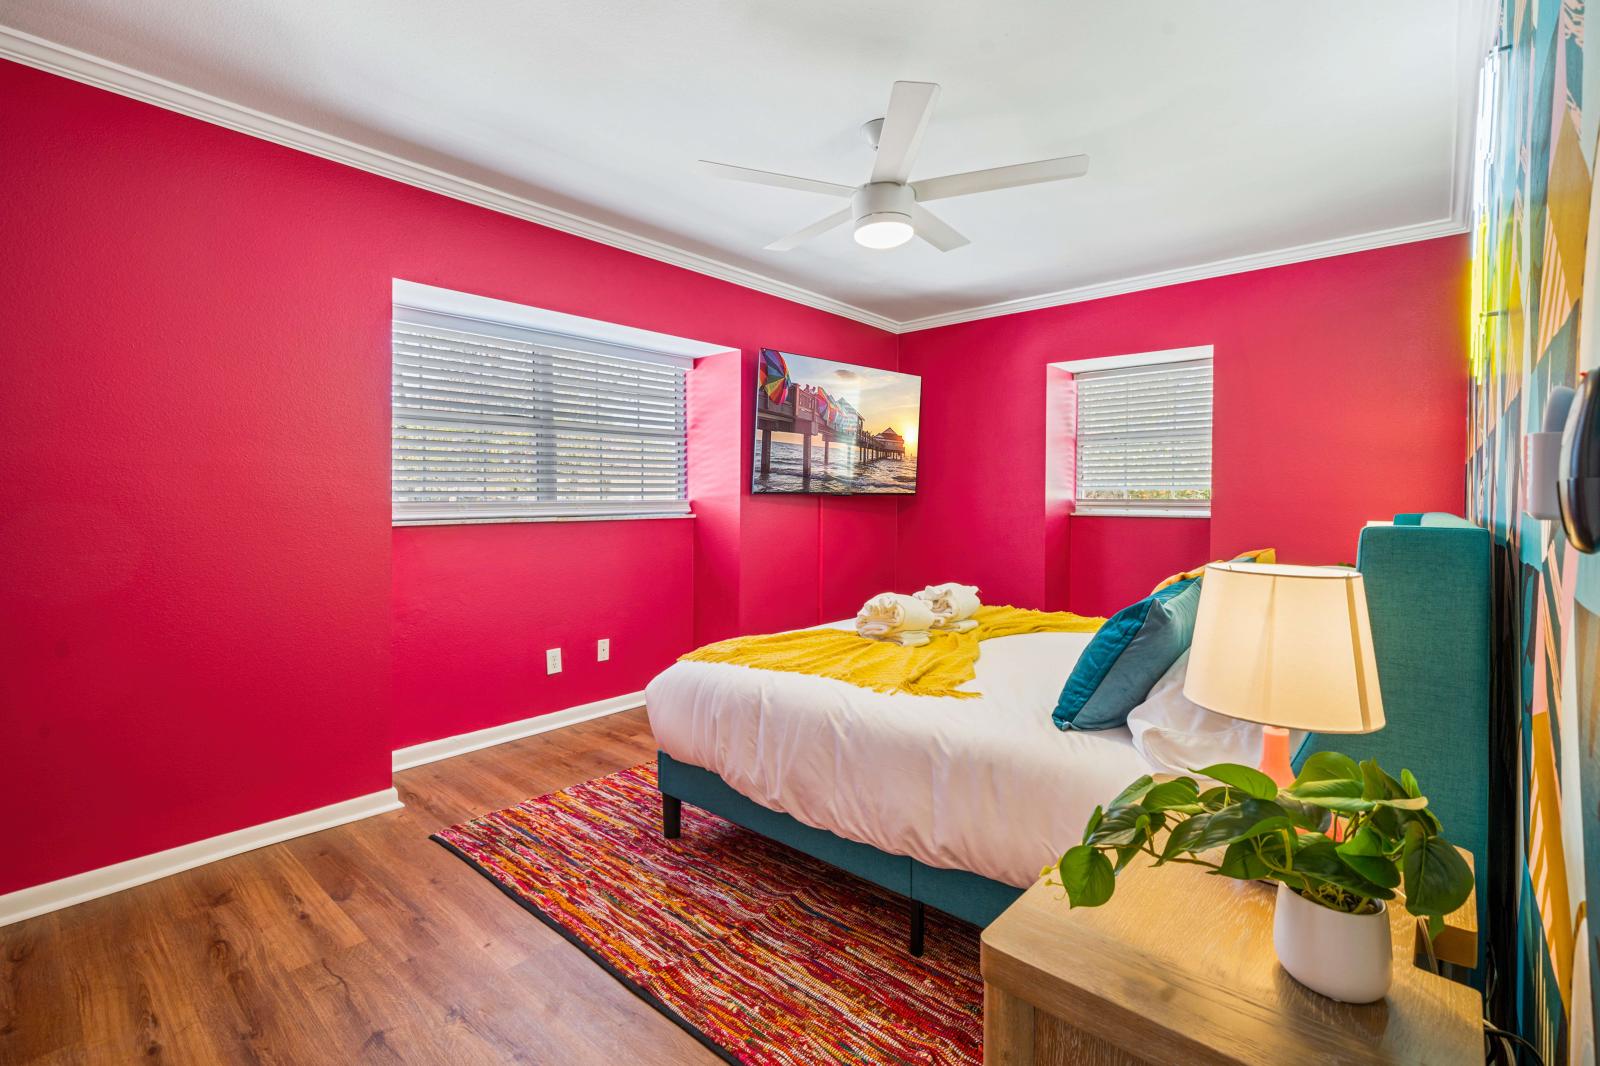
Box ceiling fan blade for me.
[765,208,852,251]
[869,81,940,184]
[699,161,854,198]
[912,205,969,252]
[911,154,1090,202]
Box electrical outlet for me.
[546,647,562,674]
[597,638,611,662]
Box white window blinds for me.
[1074,357,1212,513]
[392,306,690,523]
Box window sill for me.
[393,512,695,528]
[1071,506,1211,519]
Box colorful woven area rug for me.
[434,764,982,1065]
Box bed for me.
[647,517,1494,964]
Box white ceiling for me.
[1,1,1487,330]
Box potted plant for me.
[1047,751,1474,1003]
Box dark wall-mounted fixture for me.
[1560,371,1600,552]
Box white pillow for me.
[1125,651,1265,775]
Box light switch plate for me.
[597,638,611,662]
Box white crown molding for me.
[0,26,898,333]
[893,216,1470,333]
[0,18,1487,337]
[392,690,645,772]
[895,3,1491,336]
[0,787,403,927]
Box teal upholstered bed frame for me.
[1293,513,1493,973]
[658,514,1493,963]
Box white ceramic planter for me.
[1272,882,1392,1003]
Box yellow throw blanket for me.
[679,605,1104,699]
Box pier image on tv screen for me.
[751,349,920,495]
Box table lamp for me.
[1183,562,1385,786]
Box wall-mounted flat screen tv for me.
[751,349,920,495]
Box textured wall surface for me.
[1468,2,1600,1059]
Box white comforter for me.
[646,624,1155,889]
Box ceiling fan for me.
[700,81,1089,253]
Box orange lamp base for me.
[1260,725,1295,788]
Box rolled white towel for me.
[915,583,981,627]
[856,592,936,641]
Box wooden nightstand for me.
[981,853,1482,1066]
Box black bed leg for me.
[909,900,925,957]
[662,794,682,839]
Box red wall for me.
[687,350,899,647]
[391,520,694,750]
[1,55,1469,901]
[1067,517,1212,617]
[0,59,895,896]
[897,237,1469,613]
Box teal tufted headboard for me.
[1291,518,1492,972]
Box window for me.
[392,283,701,524]
[1070,350,1212,516]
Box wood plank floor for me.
[0,709,723,1065]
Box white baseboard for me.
[391,691,646,772]
[0,787,403,928]
[0,28,895,334]
[0,694,644,926]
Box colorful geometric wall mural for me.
[1469,1,1600,1061]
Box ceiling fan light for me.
[853,213,915,249]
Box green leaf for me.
[1081,805,1104,845]
[1058,845,1116,908]
[1142,778,1201,811]
[1400,769,1421,799]
[1335,825,1388,857]
[1111,775,1156,808]
[1188,798,1292,850]
[1112,843,1143,873]
[1158,813,1212,861]
[1195,763,1280,801]
[1294,838,1395,901]
[1369,805,1401,837]
[1369,802,1438,841]
[1085,805,1151,848]
[1276,794,1332,833]
[1335,826,1401,889]
[1374,795,1430,811]
[1286,773,1374,811]
[1401,827,1474,918]
[1287,776,1366,802]
[1217,838,1271,880]
[1291,751,1361,789]
[1359,759,1388,801]
[1375,767,1410,799]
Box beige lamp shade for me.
[1182,562,1385,734]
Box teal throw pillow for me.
[1052,577,1205,731]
